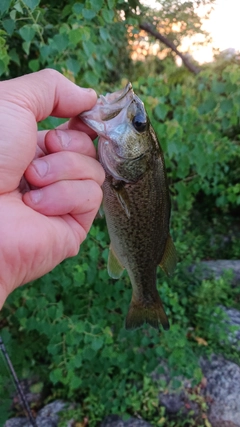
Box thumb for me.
[0,69,97,193]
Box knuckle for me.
[38,68,62,81]
[90,180,103,207]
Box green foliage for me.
[132,65,240,215]
[1,217,238,425]
[0,0,133,85]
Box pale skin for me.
[0,69,105,309]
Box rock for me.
[4,419,29,427]
[196,260,240,285]
[4,417,57,427]
[200,355,240,427]
[37,400,66,420]
[100,415,152,427]
[151,362,198,417]
[4,400,66,427]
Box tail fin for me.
[125,293,169,331]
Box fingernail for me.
[32,159,49,177]
[56,130,71,148]
[29,189,43,204]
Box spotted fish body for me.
[81,83,177,330]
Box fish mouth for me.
[80,82,134,132]
[100,82,133,106]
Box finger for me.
[24,151,105,187]
[45,129,97,158]
[37,123,96,159]
[69,116,98,140]
[37,121,70,154]
[1,69,97,121]
[23,180,103,233]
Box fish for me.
[80,83,177,331]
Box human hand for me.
[0,69,105,308]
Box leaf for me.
[90,0,104,12]
[194,336,208,346]
[107,0,116,7]
[99,27,109,41]
[102,8,114,23]
[82,346,96,360]
[49,368,63,385]
[66,58,81,75]
[212,81,226,94]
[82,9,96,20]
[70,375,82,390]
[9,9,16,19]
[40,44,53,61]
[72,3,84,14]
[91,337,104,351]
[22,0,40,11]
[220,98,233,114]
[74,352,82,368]
[19,25,35,42]
[69,28,83,45]
[81,26,91,41]
[0,0,11,15]
[53,34,69,52]
[9,48,20,66]
[198,98,216,114]
[2,19,15,35]
[154,103,169,121]
[22,41,31,55]
[14,2,23,13]
[82,40,96,56]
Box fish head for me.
[80,83,152,182]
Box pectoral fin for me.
[95,204,104,219]
[112,184,131,218]
[160,235,177,276]
[108,245,125,279]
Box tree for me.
[0,0,215,83]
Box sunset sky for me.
[192,0,240,63]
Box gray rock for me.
[4,417,57,427]
[4,419,29,427]
[37,400,66,419]
[4,400,66,427]
[197,260,240,285]
[200,355,240,427]
[100,415,152,427]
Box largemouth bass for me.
[81,83,177,330]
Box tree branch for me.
[139,22,200,75]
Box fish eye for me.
[132,114,147,133]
